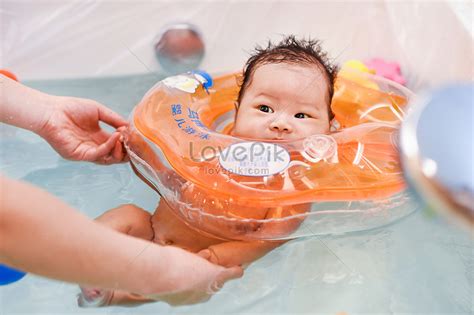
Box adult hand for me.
[1,74,128,164]
[141,246,244,306]
[37,96,129,164]
[78,247,244,307]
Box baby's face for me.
[233,63,330,141]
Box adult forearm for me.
[0,75,52,133]
[0,176,169,294]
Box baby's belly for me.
[151,200,222,253]
[151,199,308,244]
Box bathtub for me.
[1,1,473,314]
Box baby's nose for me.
[269,119,292,133]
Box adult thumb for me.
[207,266,243,295]
[217,266,244,283]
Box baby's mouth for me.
[271,133,285,141]
[269,136,289,142]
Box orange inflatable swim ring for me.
[124,69,419,240]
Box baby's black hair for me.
[237,35,338,120]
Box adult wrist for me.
[0,75,55,134]
[113,237,168,296]
[146,246,209,296]
[129,245,189,297]
[31,93,62,140]
[27,92,56,135]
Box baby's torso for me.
[151,199,223,252]
[151,196,308,247]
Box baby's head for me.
[233,36,338,141]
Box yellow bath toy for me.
[339,59,379,90]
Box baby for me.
[79,35,337,307]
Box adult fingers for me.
[90,132,121,163]
[219,266,244,282]
[113,135,130,163]
[112,140,124,162]
[213,266,243,290]
[206,266,243,296]
[197,249,211,260]
[96,103,128,129]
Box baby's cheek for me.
[233,116,255,137]
[301,120,330,136]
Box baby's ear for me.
[233,101,239,111]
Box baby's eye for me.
[259,105,274,113]
[295,113,311,119]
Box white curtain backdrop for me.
[1,0,472,91]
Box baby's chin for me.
[231,125,330,141]
[231,131,303,142]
